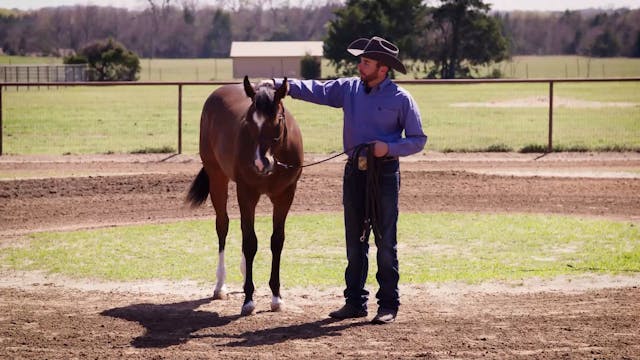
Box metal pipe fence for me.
[1,78,638,156]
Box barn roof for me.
[230,41,323,57]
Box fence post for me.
[547,81,554,153]
[178,84,183,154]
[1,86,3,156]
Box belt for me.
[347,156,398,163]
[347,156,398,172]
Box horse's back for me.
[199,83,250,181]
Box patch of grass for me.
[595,145,640,152]
[130,146,176,154]
[519,144,547,153]
[1,213,638,287]
[553,144,590,152]
[519,143,640,153]
[486,143,513,152]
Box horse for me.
[186,76,303,316]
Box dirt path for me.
[0,152,639,359]
[2,152,639,236]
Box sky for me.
[1,0,639,11]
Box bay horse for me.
[186,76,303,316]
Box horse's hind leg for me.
[269,184,297,312]
[206,164,230,300]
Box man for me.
[275,36,427,324]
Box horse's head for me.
[243,75,289,176]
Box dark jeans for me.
[342,157,400,311]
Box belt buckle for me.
[358,156,367,171]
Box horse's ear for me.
[275,77,288,102]
[243,75,255,98]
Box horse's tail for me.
[186,167,210,208]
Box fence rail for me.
[1,77,638,156]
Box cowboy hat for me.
[347,36,407,74]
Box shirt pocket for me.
[372,106,400,133]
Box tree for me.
[201,9,232,57]
[425,0,508,78]
[324,0,427,76]
[590,29,620,57]
[146,0,172,58]
[64,38,140,81]
[633,31,640,58]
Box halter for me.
[271,103,287,144]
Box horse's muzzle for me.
[253,147,275,176]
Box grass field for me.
[2,213,638,286]
[2,80,638,154]
[2,55,639,155]
[3,55,640,81]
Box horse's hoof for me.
[240,301,255,316]
[271,297,284,312]
[213,289,228,300]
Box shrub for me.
[300,53,321,80]
[64,38,140,81]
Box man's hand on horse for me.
[371,141,389,157]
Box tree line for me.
[497,8,640,57]
[0,2,339,58]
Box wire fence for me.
[1,78,638,156]
[0,64,88,87]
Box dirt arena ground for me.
[1,152,639,359]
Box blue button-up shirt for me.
[275,77,427,158]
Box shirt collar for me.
[361,76,392,94]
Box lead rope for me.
[275,140,383,243]
[357,143,382,243]
[276,144,360,169]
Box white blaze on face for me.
[253,112,266,132]
[254,146,264,172]
[252,112,274,173]
[253,112,266,171]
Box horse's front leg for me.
[237,184,260,316]
[269,184,297,312]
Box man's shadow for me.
[201,317,369,347]
[101,297,368,348]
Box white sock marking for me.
[240,254,247,283]
[215,251,226,293]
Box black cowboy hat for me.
[347,36,407,74]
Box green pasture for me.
[3,55,640,80]
[2,80,638,154]
[2,213,638,286]
[119,56,640,80]
[138,58,234,81]
[475,56,640,79]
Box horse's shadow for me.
[101,297,237,348]
[101,297,367,348]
